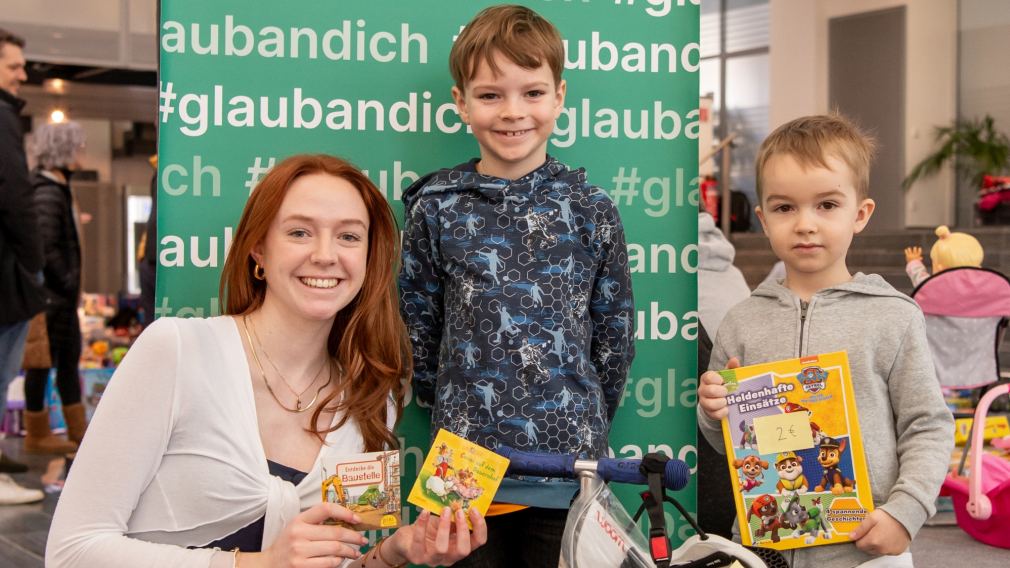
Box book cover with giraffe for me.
[718,351,874,550]
[321,450,402,530]
[407,428,509,526]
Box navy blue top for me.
[200,460,307,552]
[398,157,635,507]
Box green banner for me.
[158,0,699,546]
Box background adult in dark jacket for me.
[0,29,46,491]
[23,121,86,455]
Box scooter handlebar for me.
[497,446,690,491]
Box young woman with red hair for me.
[47,154,486,568]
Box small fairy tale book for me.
[407,428,509,526]
[718,351,873,550]
[321,450,402,531]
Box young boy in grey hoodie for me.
[697,114,953,568]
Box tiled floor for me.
[1,438,1009,567]
[0,439,59,567]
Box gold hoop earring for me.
[253,263,265,281]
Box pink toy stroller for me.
[911,266,1010,390]
[940,382,1010,549]
[915,267,1010,547]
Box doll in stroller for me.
[906,225,1010,548]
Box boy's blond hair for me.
[755,113,877,202]
[449,4,565,92]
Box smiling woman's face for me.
[253,172,370,323]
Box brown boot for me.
[24,410,78,454]
[62,403,88,445]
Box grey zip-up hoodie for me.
[698,274,953,568]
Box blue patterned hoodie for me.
[399,157,635,507]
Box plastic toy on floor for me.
[940,383,1010,549]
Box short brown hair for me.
[449,4,565,91]
[0,28,25,51]
[755,113,876,201]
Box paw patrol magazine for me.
[718,351,873,550]
[321,450,402,530]
[407,428,509,526]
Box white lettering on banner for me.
[612,0,700,18]
[164,84,697,147]
[398,436,425,477]
[241,157,419,202]
[361,161,418,202]
[618,368,698,416]
[159,227,234,269]
[553,102,700,147]
[608,167,700,213]
[162,16,428,63]
[610,443,697,476]
[154,296,221,319]
[563,32,699,74]
[627,242,697,274]
[636,304,698,341]
[167,86,462,138]
[161,155,221,197]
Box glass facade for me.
[700,0,769,231]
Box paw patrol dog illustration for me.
[733,455,769,492]
[748,494,784,543]
[774,451,808,494]
[814,437,855,494]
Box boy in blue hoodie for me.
[698,114,953,568]
[398,5,634,567]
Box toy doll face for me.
[452,51,566,180]
[756,153,875,290]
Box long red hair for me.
[219,154,408,451]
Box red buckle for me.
[649,535,670,561]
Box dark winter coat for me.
[31,170,81,308]
[0,88,45,325]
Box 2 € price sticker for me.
[753,412,815,455]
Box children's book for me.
[407,428,509,526]
[321,450,402,531]
[718,351,873,551]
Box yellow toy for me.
[904,225,984,287]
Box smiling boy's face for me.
[451,51,566,181]
[756,153,875,294]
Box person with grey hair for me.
[23,120,88,456]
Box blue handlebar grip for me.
[596,458,645,484]
[596,458,690,491]
[664,458,691,491]
[497,446,577,478]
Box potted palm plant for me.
[903,115,1010,224]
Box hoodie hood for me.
[698,212,736,271]
[751,272,915,307]
[401,155,583,212]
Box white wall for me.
[769,0,957,228]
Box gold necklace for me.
[248,316,327,405]
[242,315,329,413]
